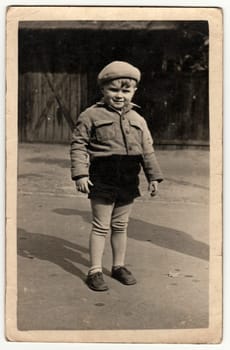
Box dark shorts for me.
[88,155,142,203]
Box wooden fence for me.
[18,71,209,145]
[18,72,88,142]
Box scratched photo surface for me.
[17,19,210,331]
[5,7,223,343]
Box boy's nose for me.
[115,91,123,98]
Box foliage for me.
[162,22,209,73]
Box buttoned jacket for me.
[70,102,163,182]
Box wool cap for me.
[97,61,141,86]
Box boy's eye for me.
[107,87,131,93]
[109,88,119,92]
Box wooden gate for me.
[18,23,209,146]
[18,71,88,143]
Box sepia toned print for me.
[6,6,222,343]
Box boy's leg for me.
[89,198,114,275]
[110,200,133,268]
[110,200,136,285]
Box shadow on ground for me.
[54,208,209,261]
[17,227,112,280]
[18,228,90,281]
[17,207,208,284]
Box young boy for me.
[70,61,163,291]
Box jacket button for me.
[128,146,132,151]
[126,129,129,134]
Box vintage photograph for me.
[5,7,223,343]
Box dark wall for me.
[18,21,209,145]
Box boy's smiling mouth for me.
[112,100,125,109]
[113,100,124,103]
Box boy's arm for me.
[141,152,164,183]
[140,118,164,183]
[70,113,91,180]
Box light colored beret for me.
[97,61,141,85]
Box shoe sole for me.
[86,282,109,292]
[111,275,137,285]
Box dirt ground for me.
[16,143,209,331]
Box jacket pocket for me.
[93,120,115,142]
[129,120,143,144]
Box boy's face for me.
[101,79,137,110]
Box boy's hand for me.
[75,177,93,194]
[148,180,158,197]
